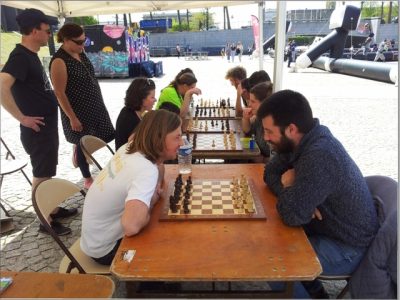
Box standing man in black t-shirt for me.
[0,8,77,235]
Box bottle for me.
[178,136,192,174]
[249,134,256,150]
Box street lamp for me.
[350,17,353,59]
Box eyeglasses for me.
[71,38,86,46]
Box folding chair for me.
[0,137,32,233]
[32,178,110,274]
[317,175,398,299]
[79,135,115,170]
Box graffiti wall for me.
[84,25,150,77]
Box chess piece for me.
[212,139,216,148]
[211,119,214,127]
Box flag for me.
[251,15,260,52]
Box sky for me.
[98,1,362,29]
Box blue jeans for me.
[301,233,367,297]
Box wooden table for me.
[111,164,321,297]
[182,118,262,160]
[1,271,115,298]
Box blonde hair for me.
[126,110,181,163]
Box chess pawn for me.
[211,139,216,148]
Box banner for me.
[251,15,260,52]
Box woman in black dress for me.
[50,24,115,189]
[115,77,156,150]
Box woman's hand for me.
[187,87,202,97]
[70,117,83,132]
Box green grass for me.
[1,32,51,64]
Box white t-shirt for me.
[81,148,158,258]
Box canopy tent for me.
[1,1,254,18]
[1,0,287,90]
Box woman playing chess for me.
[155,68,202,118]
[81,110,183,265]
[115,77,156,150]
[242,82,273,161]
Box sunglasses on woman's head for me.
[71,38,86,45]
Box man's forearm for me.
[1,89,25,122]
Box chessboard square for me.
[212,204,223,209]
[223,209,235,214]
[212,199,223,205]
[190,209,202,215]
[222,192,231,196]
[203,196,212,201]
[202,200,212,205]
[212,196,222,201]
[203,181,212,185]
[203,192,212,196]
[202,204,212,209]
[222,199,232,205]
[221,188,231,193]
[212,209,224,215]
[202,209,213,215]
[192,195,202,201]
[191,205,202,210]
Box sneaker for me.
[50,207,78,219]
[84,178,93,190]
[72,145,78,168]
[39,221,71,236]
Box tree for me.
[361,1,398,22]
[72,16,98,26]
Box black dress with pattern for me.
[50,48,115,145]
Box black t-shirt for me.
[2,44,58,134]
[115,106,141,150]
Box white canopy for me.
[2,1,255,18]
[2,0,287,90]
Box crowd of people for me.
[0,8,394,299]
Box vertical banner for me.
[251,15,260,52]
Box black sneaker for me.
[39,221,71,236]
[50,207,78,219]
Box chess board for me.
[186,119,240,133]
[190,107,237,119]
[159,178,266,221]
[188,132,242,152]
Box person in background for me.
[355,23,375,56]
[155,68,201,118]
[230,43,236,63]
[0,8,76,236]
[81,110,183,265]
[50,23,115,190]
[374,39,387,62]
[225,43,231,62]
[237,70,272,117]
[236,41,244,62]
[115,77,156,150]
[241,82,273,161]
[258,90,378,298]
[176,44,181,59]
[225,66,247,117]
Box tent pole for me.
[258,0,264,70]
[273,1,287,92]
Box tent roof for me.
[2,1,257,18]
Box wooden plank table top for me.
[0,271,115,298]
[111,164,321,282]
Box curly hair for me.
[225,66,247,81]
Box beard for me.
[268,134,295,154]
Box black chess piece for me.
[215,120,218,126]
[226,120,230,130]
[227,98,231,107]
[221,122,225,130]
[183,206,190,214]
[211,119,214,127]
[187,176,192,184]
[208,109,211,117]
[213,107,216,114]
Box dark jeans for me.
[92,238,122,265]
[76,143,91,178]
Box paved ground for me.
[0,55,397,298]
